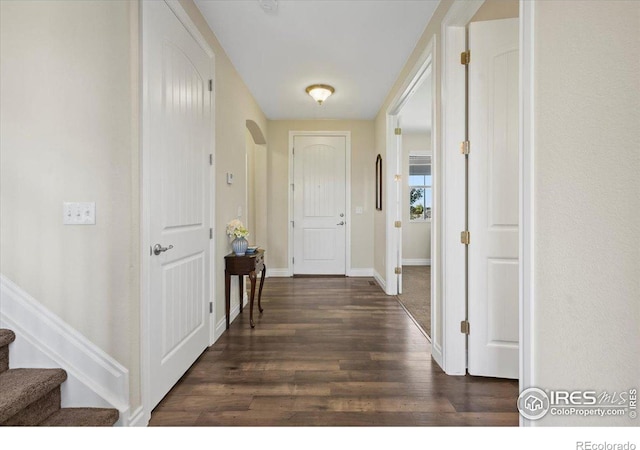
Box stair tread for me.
[0,329,16,348]
[40,407,119,426]
[0,368,67,423]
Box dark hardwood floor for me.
[149,277,519,426]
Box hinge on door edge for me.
[460,141,470,155]
[209,228,213,239]
[460,231,470,245]
[394,267,402,275]
[209,154,213,165]
[461,50,471,65]
[460,320,470,335]
[209,302,213,314]
[394,220,402,228]
[208,79,213,92]
[394,127,402,136]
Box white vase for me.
[232,237,248,256]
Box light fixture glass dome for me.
[305,84,335,105]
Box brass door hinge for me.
[394,267,402,275]
[394,127,402,135]
[394,220,402,228]
[460,140,470,155]
[461,50,471,65]
[460,231,470,245]
[460,320,470,335]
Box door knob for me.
[337,221,345,226]
[153,244,174,255]
[339,213,344,217]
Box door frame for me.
[288,131,352,276]
[139,0,216,426]
[385,36,438,357]
[439,0,536,426]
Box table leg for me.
[238,276,244,313]
[225,270,231,330]
[258,265,266,313]
[249,270,257,328]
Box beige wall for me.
[470,0,518,22]
[0,0,141,407]
[533,0,639,426]
[266,120,375,271]
[0,0,268,415]
[402,133,431,261]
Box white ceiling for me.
[194,0,439,120]
[398,71,432,134]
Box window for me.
[409,154,432,221]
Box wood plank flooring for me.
[149,277,519,426]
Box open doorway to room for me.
[385,36,437,351]
[395,77,433,339]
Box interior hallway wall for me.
[532,0,640,426]
[266,120,375,273]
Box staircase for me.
[0,328,119,426]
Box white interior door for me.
[144,0,213,408]
[468,18,519,379]
[293,135,346,275]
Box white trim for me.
[164,0,214,58]
[402,259,431,266]
[140,0,216,426]
[373,270,387,291]
[385,37,436,298]
[213,295,248,341]
[519,0,535,427]
[127,406,146,427]
[266,268,291,278]
[439,0,484,377]
[288,131,352,277]
[348,268,374,277]
[0,275,130,425]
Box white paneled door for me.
[468,18,519,379]
[293,135,347,275]
[144,1,213,408]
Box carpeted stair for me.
[0,328,119,426]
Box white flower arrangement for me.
[226,219,249,239]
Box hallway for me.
[149,277,518,426]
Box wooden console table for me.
[224,249,266,328]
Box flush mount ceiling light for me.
[305,84,335,105]
[259,0,278,15]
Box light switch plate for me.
[226,172,234,184]
[63,202,96,225]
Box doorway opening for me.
[385,37,437,351]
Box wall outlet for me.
[63,202,96,225]
[355,206,364,214]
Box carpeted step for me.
[0,368,67,425]
[0,329,16,374]
[40,407,119,427]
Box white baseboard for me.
[266,268,290,277]
[348,268,374,277]
[214,293,248,341]
[0,274,131,425]
[373,270,386,291]
[402,259,431,266]
[127,405,147,427]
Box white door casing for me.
[143,0,213,409]
[292,135,347,275]
[468,18,519,379]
